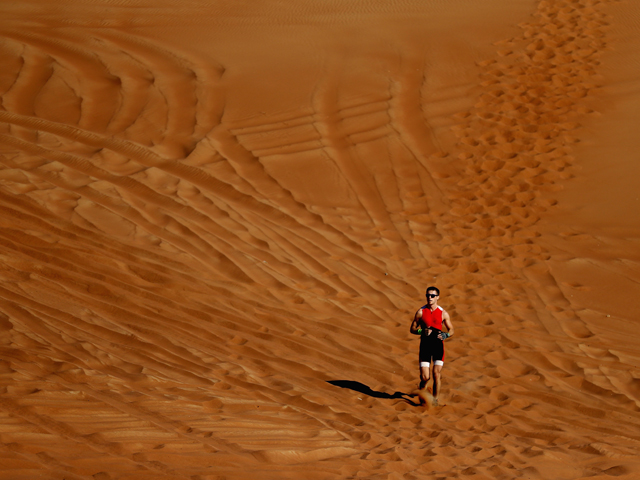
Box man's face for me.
[426,291,439,304]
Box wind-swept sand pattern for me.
[1,0,640,479]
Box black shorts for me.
[419,329,445,367]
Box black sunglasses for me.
[426,293,438,298]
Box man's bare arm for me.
[410,309,423,335]
[438,310,454,339]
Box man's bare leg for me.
[432,365,443,405]
[415,365,431,405]
[419,366,430,391]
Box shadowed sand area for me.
[1,0,640,479]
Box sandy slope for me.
[0,0,639,479]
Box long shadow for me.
[327,380,420,406]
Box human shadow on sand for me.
[327,380,421,406]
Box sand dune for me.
[1,0,639,479]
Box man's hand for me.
[438,332,451,340]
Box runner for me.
[410,286,454,406]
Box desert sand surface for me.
[1,0,640,479]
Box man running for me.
[410,286,454,405]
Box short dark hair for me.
[426,286,440,296]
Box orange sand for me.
[1,0,640,479]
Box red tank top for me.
[420,306,443,329]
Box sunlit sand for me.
[1,0,639,479]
